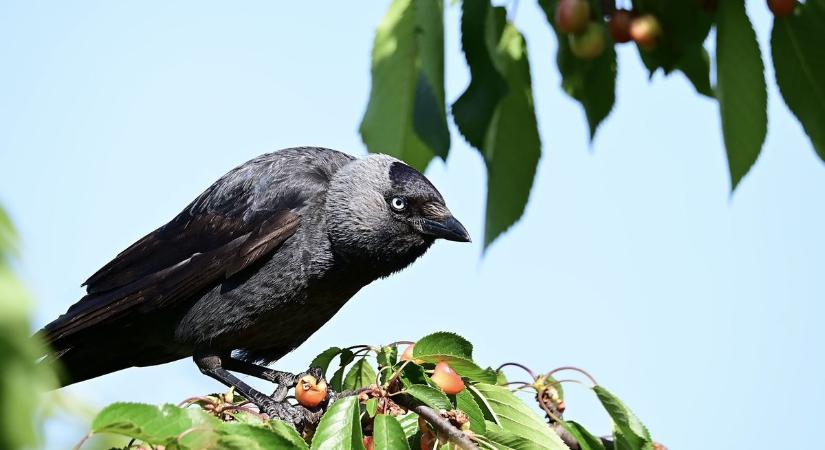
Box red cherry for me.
[420,431,438,450]
[555,0,591,34]
[363,436,374,450]
[630,14,662,51]
[430,361,465,395]
[294,375,327,408]
[608,10,634,43]
[569,23,605,60]
[767,0,796,17]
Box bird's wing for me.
[41,148,353,347]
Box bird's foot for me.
[269,367,324,401]
[257,398,323,430]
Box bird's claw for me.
[292,367,323,385]
[259,398,323,430]
[268,367,326,402]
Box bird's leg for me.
[193,353,320,428]
[223,358,323,401]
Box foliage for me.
[75,332,662,450]
[0,207,56,450]
[360,0,825,248]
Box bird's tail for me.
[38,343,133,387]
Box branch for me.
[395,396,477,450]
[412,404,477,449]
[552,424,614,450]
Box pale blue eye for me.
[390,197,406,211]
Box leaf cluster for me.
[78,332,661,450]
[360,0,825,249]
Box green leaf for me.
[676,45,714,97]
[483,421,552,450]
[217,422,308,450]
[265,420,312,449]
[398,361,429,387]
[452,0,508,149]
[366,398,380,418]
[560,421,606,450]
[0,206,55,450]
[716,0,767,190]
[479,10,542,248]
[373,415,412,450]
[454,389,486,434]
[91,403,217,445]
[771,0,825,161]
[593,386,652,450]
[404,384,453,410]
[311,396,366,450]
[310,347,342,377]
[344,358,377,391]
[540,0,617,138]
[330,349,355,391]
[0,207,18,259]
[470,384,569,450]
[396,412,420,439]
[377,345,399,369]
[360,0,449,170]
[414,332,474,360]
[412,332,495,383]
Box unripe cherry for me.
[555,0,591,34]
[630,14,662,51]
[400,344,415,362]
[569,23,605,60]
[294,375,328,408]
[430,361,465,395]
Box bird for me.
[36,146,470,424]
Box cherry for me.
[363,436,374,450]
[608,10,634,43]
[555,0,591,34]
[294,375,328,408]
[630,14,662,51]
[768,0,796,17]
[569,23,605,60]
[400,344,415,362]
[420,431,438,450]
[431,361,465,395]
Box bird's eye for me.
[390,196,407,212]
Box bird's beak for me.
[421,215,471,242]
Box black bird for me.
[37,147,469,424]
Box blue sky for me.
[1,1,823,449]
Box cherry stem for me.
[538,395,564,424]
[383,359,411,389]
[344,344,370,352]
[545,366,598,386]
[71,432,93,450]
[388,340,415,347]
[177,425,213,443]
[496,362,537,380]
[177,396,217,407]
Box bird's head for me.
[325,154,469,272]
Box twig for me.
[71,432,92,450]
[552,423,614,450]
[394,396,476,449]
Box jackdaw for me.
[37,146,469,424]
